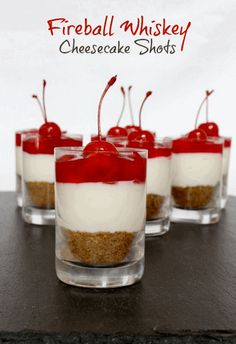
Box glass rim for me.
[55,146,148,155]
[174,135,224,144]
[106,135,128,139]
[22,132,83,140]
[15,128,38,135]
[221,136,232,141]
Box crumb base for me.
[172,185,215,209]
[26,181,55,209]
[64,229,136,265]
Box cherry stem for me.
[116,87,126,126]
[139,91,152,128]
[98,75,117,140]
[194,90,214,128]
[206,89,214,122]
[128,85,134,125]
[32,94,46,123]
[42,80,48,123]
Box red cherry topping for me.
[198,122,219,137]
[188,129,207,140]
[107,87,128,137]
[39,121,61,138]
[84,75,118,154]
[33,79,62,138]
[83,140,117,156]
[194,89,214,128]
[128,91,154,149]
[107,126,127,137]
[128,130,155,149]
[128,129,141,142]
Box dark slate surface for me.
[1,192,236,343]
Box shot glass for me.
[15,129,37,207]
[55,147,147,288]
[145,138,172,236]
[22,133,83,225]
[171,136,224,224]
[221,137,232,209]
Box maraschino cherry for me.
[107,86,128,137]
[196,90,219,137]
[32,80,61,138]
[84,75,118,155]
[128,91,154,148]
[188,128,207,140]
[125,86,140,133]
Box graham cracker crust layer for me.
[172,185,215,209]
[26,181,55,209]
[64,229,135,265]
[146,194,164,221]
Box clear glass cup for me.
[22,133,83,225]
[221,137,232,209]
[15,129,37,207]
[145,138,172,236]
[55,147,147,288]
[171,136,224,224]
[106,135,128,147]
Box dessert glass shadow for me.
[22,132,82,225]
[145,138,172,236]
[55,147,147,288]
[171,136,224,224]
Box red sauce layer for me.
[172,138,223,154]
[224,138,232,148]
[23,135,83,155]
[56,152,146,184]
[15,129,38,147]
[128,142,171,159]
[147,147,171,159]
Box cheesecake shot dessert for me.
[128,91,171,235]
[171,129,223,224]
[22,80,83,225]
[15,129,37,207]
[196,90,232,208]
[22,132,83,225]
[55,76,147,288]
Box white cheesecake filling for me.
[56,181,146,233]
[147,157,171,196]
[223,147,231,176]
[23,152,54,183]
[15,147,22,176]
[172,153,222,187]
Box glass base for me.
[145,217,170,237]
[221,197,227,209]
[22,206,55,225]
[55,256,144,288]
[171,207,221,224]
[16,193,22,207]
